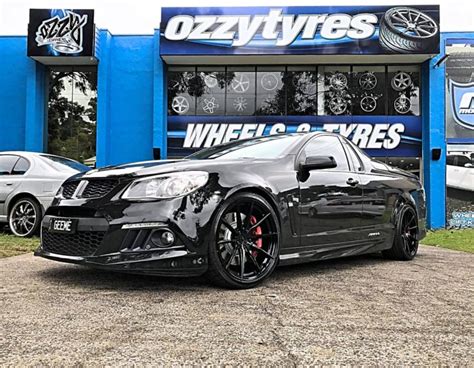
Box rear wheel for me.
[383,205,418,260]
[207,192,280,289]
[8,197,41,237]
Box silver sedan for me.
[0,152,89,237]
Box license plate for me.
[49,218,78,234]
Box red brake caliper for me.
[250,216,262,257]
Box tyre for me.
[206,192,280,289]
[379,7,438,53]
[382,205,419,260]
[8,197,41,237]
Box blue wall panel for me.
[0,37,28,151]
[97,34,155,166]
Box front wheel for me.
[8,197,41,237]
[383,205,419,260]
[207,192,280,289]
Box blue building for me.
[0,6,473,229]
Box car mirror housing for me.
[302,156,337,171]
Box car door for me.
[296,135,364,249]
[0,155,21,217]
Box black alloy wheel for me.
[9,198,41,237]
[207,192,280,289]
[383,205,419,260]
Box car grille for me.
[82,179,118,198]
[42,230,106,257]
[62,181,79,199]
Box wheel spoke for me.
[245,201,254,228]
[236,211,243,230]
[250,232,278,240]
[217,239,235,246]
[225,246,239,269]
[221,219,238,235]
[239,246,246,278]
[248,213,270,232]
[250,244,275,259]
[245,247,262,272]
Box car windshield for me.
[40,155,90,172]
[186,135,302,160]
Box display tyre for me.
[207,192,280,289]
[379,7,438,53]
[383,205,419,260]
[8,197,41,237]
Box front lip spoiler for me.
[35,250,85,264]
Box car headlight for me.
[122,171,209,200]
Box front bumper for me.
[35,196,219,276]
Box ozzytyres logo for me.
[164,9,378,47]
[35,11,88,54]
[450,80,474,130]
[181,123,406,149]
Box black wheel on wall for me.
[207,192,280,289]
[383,205,419,260]
[8,197,41,237]
[379,7,438,53]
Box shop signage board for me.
[161,5,440,55]
[27,9,95,57]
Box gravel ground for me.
[1,246,473,366]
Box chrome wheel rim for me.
[9,200,37,236]
[360,96,377,112]
[216,199,279,283]
[329,96,348,115]
[359,72,377,90]
[388,8,438,39]
[329,73,348,90]
[394,95,411,114]
[391,72,412,91]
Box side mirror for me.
[301,156,337,171]
[464,163,473,168]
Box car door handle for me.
[346,178,359,186]
[5,183,13,186]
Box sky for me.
[0,0,472,35]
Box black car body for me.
[36,133,426,288]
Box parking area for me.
[1,245,473,366]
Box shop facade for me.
[0,6,473,228]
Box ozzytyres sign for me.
[167,116,422,158]
[160,5,440,55]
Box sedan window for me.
[0,155,19,175]
[300,136,349,171]
[12,157,31,175]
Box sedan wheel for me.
[207,193,280,289]
[9,198,41,237]
[383,205,418,260]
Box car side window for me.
[12,157,30,175]
[343,141,364,172]
[301,136,349,171]
[0,155,19,176]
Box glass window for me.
[196,67,226,116]
[12,157,30,175]
[47,67,97,164]
[352,66,386,115]
[187,135,301,160]
[226,67,256,116]
[256,66,285,115]
[301,135,349,171]
[318,66,351,116]
[168,67,197,116]
[0,155,19,175]
[387,66,420,116]
[343,141,364,171]
[287,66,317,115]
[40,154,90,172]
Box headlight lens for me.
[122,171,209,200]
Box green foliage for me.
[423,229,474,253]
[47,71,97,163]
